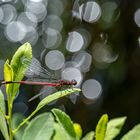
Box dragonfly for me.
[1,57,77,101]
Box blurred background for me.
[0,0,140,139]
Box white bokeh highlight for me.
[134,8,140,27]
[83,1,101,23]
[5,21,27,42]
[66,31,84,52]
[82,79,102,100]
[45,50,65,70]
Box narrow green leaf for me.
[81,131,95,140]
[121,124,140,140]
[95,114,108,140]
[36,88,81,110]
[4,60,13,94]
[0,89,9,140]
[105,117,127,140]
[10,42,32,97]
[12,113,27,140]
[22,113,54,140]
[52,109,77,140]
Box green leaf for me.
[22,113,54,140]
[95,114,108,140]
[52,109,77,140]
[12,113,27,140]
[73,123,82,139]
[81,131,95,140]
[36,88,81,111]
[10,42,32,97]
[105,117,127,140]
[0,89,9,140]
[121,124,140,140]
[53,123,67,140]
[4,60,13,94]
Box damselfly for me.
[1,57,77,101]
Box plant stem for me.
[8,99,13,140]
[13,108,39,134]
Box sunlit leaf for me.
[0,89,9,140]
[22,113,54,140]
[10,42,32,97]
[121,124,140,140]
[73,123,82,139]
[52,109,77,140]
[4,60,13,94]
[81,131,94,140]
[105,117,127,140]
[36,88,81,111]
[95,114,108,140]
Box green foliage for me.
[73,123,83,139]
[22,113,54,140]
[0,90,9,140]
[95,114,108,140]
[36,88,80,111]
[121,124,140,140]
[4,60,13,94]
[1,42,140,140]
[105,117,127,140]
[0,43,81,140]
[52,109,77,140]
[81,131,94,140]
[10,42,32,98]
[12,114,26,140]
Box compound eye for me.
[72,79,77,85]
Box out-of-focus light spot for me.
[17,12,37,28]
[72,0,84,20]
[5,21,27,42]
[30,0,43,2]
[42,15,63,32]
[101,1,119,23]
[76,28,91,49]
[92,43,118,65]
[47,0,64,16]
[72,51,92,73]
[62,61,79,69]
[13,102,28,114]
[61,67,83,86]
[99,33,108,44]
[83,1,101,23]
[42,28,62,49]
[25,1,47,22]
[82,79,102,100]
[0,4,17,25]
[0,7,4,22]
[138,36,140,46]
[20,27,38,46]
[134,9,140,27]
[99,1,120,29]
[45,50,65,70]
[66,31,84,52]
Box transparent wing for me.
[25,57,55,79]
